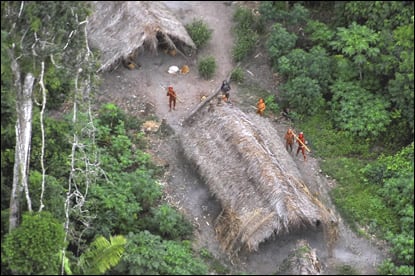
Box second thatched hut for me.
[87,1,196,72]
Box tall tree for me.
[1,2,93,232]
[9,51,34,231]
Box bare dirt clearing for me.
[96,1,388,274]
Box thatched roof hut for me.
[180,104,337,256]
[87,1,196,72]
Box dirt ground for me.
[96,1,389,274]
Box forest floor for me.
[96,1,389,274]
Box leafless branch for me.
[38,61,46,212]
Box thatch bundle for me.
[87,1,196,72]
[180,104,336,255]
[277,239,322,275]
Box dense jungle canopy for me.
[1,1,413,275]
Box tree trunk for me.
[9,53,34,231]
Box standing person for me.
[220,80,231,103]
[166,86,177,111]
[285,128,295,152]
[256,97,266,116]
[296,132,307,161]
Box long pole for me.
[292,131,311,152]
[160,84,183,103]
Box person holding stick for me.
[167,86,177,111]
[296,132,307,161]
[285,128,295,153]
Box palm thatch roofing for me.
[180,103,337,256]
[87,1,196,72]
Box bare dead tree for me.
[61,19,102,276]
[9,47,34,232]
[37,61,47,212]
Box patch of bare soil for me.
[96,1,389,274]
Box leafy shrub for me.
[304,20,335,49]
[277,47,333,94]
[87,177,143,236]
[148,204,193,240]
[185,19,212,49]
[2,212,65,275]
[264,95,280,115]
[266,23,297,64]
[97,103,126,129]
[232,28,258,62]
[378,258,414,275]
[280,75,324,117]
[198,56,216,79]
[329,80,391,138]
[230,66,244,83]
[233,6,265,34]
[231,6,261,62]
[114,231,208,275]
[386,232,414,266]
[297,112,371,158]
[258,2,285,21]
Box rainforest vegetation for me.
[1,1,413,274]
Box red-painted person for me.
[167,86,177,111]
[296,132,307,161]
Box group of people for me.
[167,82,308,161]
[167,80,268,114]
[285,128,307,161]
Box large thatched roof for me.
[87,1,196,72]
[180,103,337,255]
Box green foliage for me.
[331,54,360,81]
[198,56,216,79]
[78,235,126,275]
[327,158,398,234]
[185,19,212,49]
[114,231,208,275]
[97,103,126,130]
[379,258,414,275]
[280,75,324,117]
[304,20,335,49]
[231,7,262,62]
[264,95,280,115]
[1,211,65,275]
[131,169,163,211]
[329,80,391,138]
[297,111,371,159]
[1,1,93,74]
[276,47,333,95]
[29,171,66,219]
[87,173,144,236]
[146,204,193,240]
[230,66,244,83]
[30,112,72,179]
[233,6,265,34]
[258,2,285,21]
[261,3,309,30]
[362,144,414,257]
[329,22,380,80]
[362,143,414,186]
[386,232,414,266]
[266,23,297,64]
[276,48,308,78]
[343,1,414,31]
[386,22,415,138]
[232,28,259,62]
